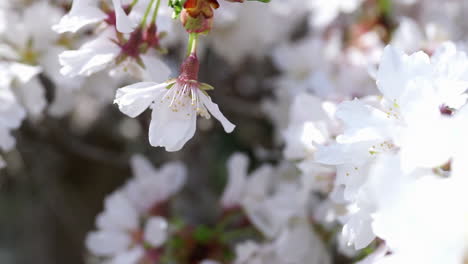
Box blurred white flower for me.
[368,155,468,264]
[210,0,305,66]
[87,192,140,257]
[315,43,468,250]
[283,93,336,160]
[0,2,68,119]
[318,43,468,178]
[143,216,169,247]
[221,152,249,208]
[233,219,330,264]
[307,0,363,29]
[59,28,121,77]
[0,63,43,119]
[52,0,107,33]
[124,154,187,212]
[0,85,26,152]
[222,153,315,239]
[273,219,331,264]
[86,155,181,263]
[233,240,274,264]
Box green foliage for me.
[194,225,216,243]
[169,0,186,18]
[378,0,392,16]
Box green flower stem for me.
[130,0,139,7]
[141,0,156,27]
[151,0,162,23]
[186,33,199,57]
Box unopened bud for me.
[180,0,219,34]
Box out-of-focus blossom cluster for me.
[86,155,186,263]
[3,0,468,263]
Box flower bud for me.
[180,0,219,34]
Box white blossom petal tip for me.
[112,0,137,34]
[114,82,168,118]
[144,216,168,247]
[52,0,107,33]
[197,90,236,133]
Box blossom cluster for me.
[86,155,186,263]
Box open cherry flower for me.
[114,53,235,151]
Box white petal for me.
[124,160,186,212]
[198,90,235,133]
[114,82,167,118]
[9,63,41,83]
[274,220,331,264]
[158,161,187,196]
[221,152,249,208]
[376,45,431,102]
[149,98,197,152]
[141,55,172,82]
[0,87,25,151]
[40,47,84,91]
[52,0,107,33]
[0,43,19,61]
[109,246,145,264]
[342,210,375,250]
[130,154,158,179]
[143,216,168,247]
[0,126,16,151]
[0,87,26,129]
[16,78,47,117]
[112,0,137,34]
[59,30,120,77]
[245,165,274,198]
[399,118,451,172]
[315,141,374,166]
[97,191,139,231]
[86,230,131,256]
[234,241,261,264]
[336,99,395,141]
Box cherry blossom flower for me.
[123,154,186,213]
[86,191,170,263]
[314,43,468,250]
[114,54,235,151]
